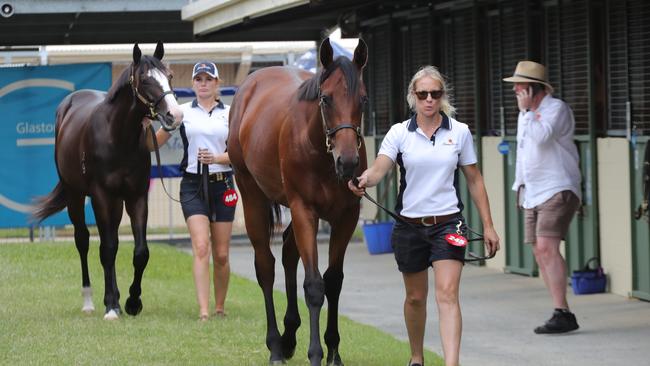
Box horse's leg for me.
[280,222,301,359]
[323,213,357,366]
[290,203,324,366]
[91,191,124,320]
[66,192,93,313]
[124,194,148,316]
[238,176,284,364]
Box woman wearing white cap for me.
[146,61,235,321]
[504,60,582,334]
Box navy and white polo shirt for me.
[178,99,231,174]
[377,112,477,218]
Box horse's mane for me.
[106,55,167,102]
[297,57,361,101]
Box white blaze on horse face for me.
[149,69,183,124]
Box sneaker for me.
[534,309,579,334]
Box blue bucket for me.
[362,222,394,255]
[571,269,607,295]
[570,257,607,295]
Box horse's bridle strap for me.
[326,124,359,137]
[319,100,362,153]
[129,67,174,119]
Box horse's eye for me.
[320,95,331,106]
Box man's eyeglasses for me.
[414,90,444,100]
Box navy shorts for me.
[391,214,467,273]
[180,172,236,222]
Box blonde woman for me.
[348,66,499,366]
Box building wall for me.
[112,63,239,88]
[482,137,507,270]
[355,0,650,299]
[478,136,636,293]
[597,138,633,296]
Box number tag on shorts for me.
[222,189,238,207]
[445,233,467,247]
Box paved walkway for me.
[220,240,650,366]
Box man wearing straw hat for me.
[504,61,582,334]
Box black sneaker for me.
[534,309,579,334]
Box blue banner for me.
[0,63,111,227]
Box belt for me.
[208,172,229,182]
[184,171,230,182]
[399,213,458,226]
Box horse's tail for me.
[31,182,67,223]
[268,203,283,241]
[30,94,70,224]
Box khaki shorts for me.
[524,190,580,244]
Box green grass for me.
[0,225,189,239]
[0,242,443,366]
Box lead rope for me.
[352,177,494,262]
[149,124,201,204]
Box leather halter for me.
[129,66,174,129]
[318,94,362,153]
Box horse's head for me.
[318,38,368,181]
[130,42,183,131]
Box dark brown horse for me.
[228,38,368,366]
[32,42,183,320]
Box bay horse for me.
[228,38,368,366]
[31,42,183,320]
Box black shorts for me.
[180,173,236,222]
[391,214,466,273]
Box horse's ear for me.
[319,38,334,69]
[352,39,368,70]
[153,41,164,60]
[133,43,142,65]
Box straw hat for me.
[503,61,553,93]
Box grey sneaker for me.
[534,309,579,334]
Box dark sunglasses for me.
[414,89,444,100]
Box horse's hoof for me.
[81,304,95,313]
[269,361,285,366]
[103,309,120,320]
[125,297,143,316]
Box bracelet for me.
[161,123,177,132]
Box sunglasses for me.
[414,90,444,100]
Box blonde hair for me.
[406,65,456,117]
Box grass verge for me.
[0,242,442,366]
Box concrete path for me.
[221,240,650,366]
